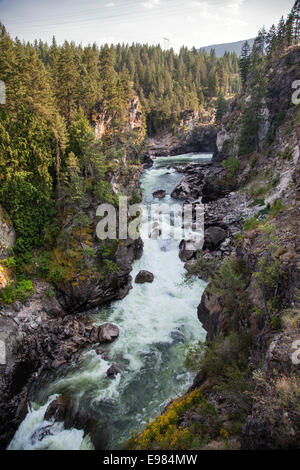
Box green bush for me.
[185,252,219,282]
[269,199,286,218]
[0,278,34,304]
[243,217,261,231]
[222,156,240,180]
[1,257,16,269]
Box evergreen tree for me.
[215,92,227,124]
[239,41,250,88]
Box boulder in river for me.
[203,226,226,250]
[89,323,119,344]
[135,270,154,284]
[107,364,120,378]
[98,323,120,343]
[153,190,166,199]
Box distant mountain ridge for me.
[200,38,255,57]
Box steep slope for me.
[127,44,300,451]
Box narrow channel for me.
[8,152,211,450]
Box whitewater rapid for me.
[8,152,210,450]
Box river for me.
[8,152,211,450]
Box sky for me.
[0,0,295,50]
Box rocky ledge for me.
[0,280,123,449]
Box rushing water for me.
[8,152,211,450]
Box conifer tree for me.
[215,92,226,124]
[239,41,250,88]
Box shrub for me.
[0,278,34,304]
[210,257,250,318]
[124,389,218,450]
[48,264,66,283]
[254,256,284,289]
[1,257,16,269]
[281,147,293,161]
[269,199,286,218]
[185,252,219,282]
[222,156,240,180]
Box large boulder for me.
[153,190,166,199]
[98,323,119,343]
[106,364,120,378]
[89,323,119,344]
[179,240,197,262]
[135,270,154,284]
[44,396,72,423]
[203,226,226,250]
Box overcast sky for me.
[0,0,295,50]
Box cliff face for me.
[148,110,217,157]
[196,46,300,449]
[92,95,144,141]
[53,158,143,313]
[129,45,300,451]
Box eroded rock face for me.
[0,280,122,449]
[0,206,15,258]
[141,151,153,169]
[92,95,144,141]
[135,270,154,284]
[148,123,217,157]
[55,237,143,313]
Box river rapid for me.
[8,152,211,450]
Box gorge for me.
[7,153,210,450]
[0,0,300,453]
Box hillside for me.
[200,38,255,57]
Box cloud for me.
[142,0,161,9]
[187,0,246,25]
[220,0,246,16]
[105,2,115,6]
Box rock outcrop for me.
[148,115,217,157]
[92,95,144,141]
[0,207,15,259]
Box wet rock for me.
[44,396,72,423]
[31,425,53,444]
[153,190,166,199]
[106,364,120,378]
[98,323,119,343]
[203,226,226,250]
[135,270,154,284]
[141,151,153,169]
